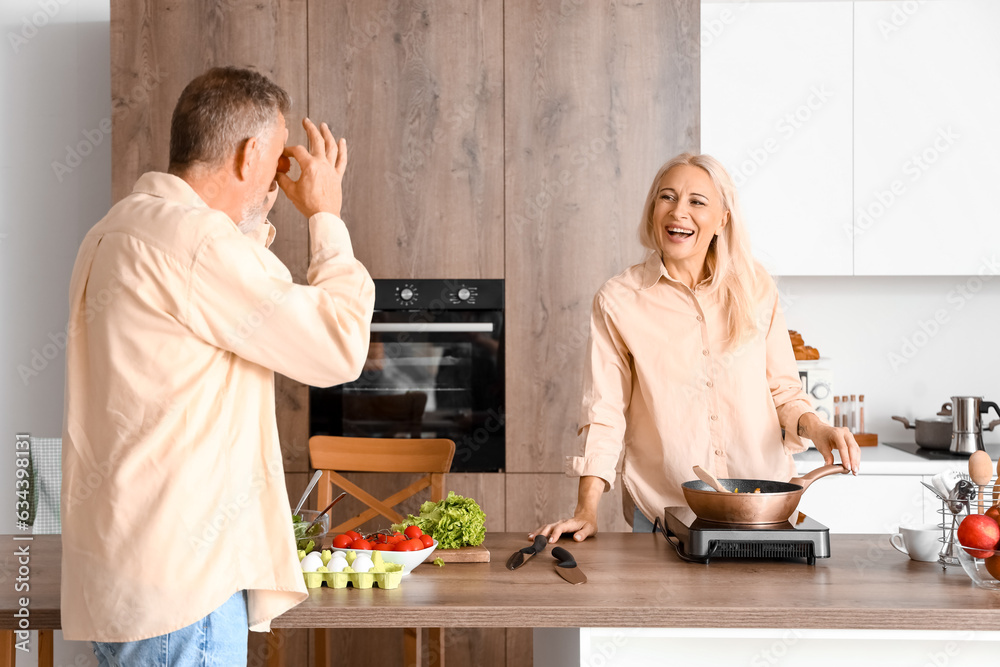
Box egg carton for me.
[298,549,404,590]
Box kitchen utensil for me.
[892,405,953,450]
[303,491,348,535]
[969,450,993,513]
[949,396,1000,455]
[920,481,947,500]
[506,534,548,570]
[940,480,977,564]
[681,463,849,525]
[692,465,731,493]
[551,546,587,585]
[890,524,941,562]
[293,469,324,515]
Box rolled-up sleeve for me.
[763,284,815,453]
[185,212,375,387]
[566,292,632,491]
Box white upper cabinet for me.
[701,2,854,276]
[853,0,1000,275]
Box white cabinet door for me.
[701,2,854,276]
[853,1,1000,275]
[796,473,924,534]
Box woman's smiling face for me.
[652,164,729,281]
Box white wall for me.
[779,274,1000,446]
[1,0,110,664]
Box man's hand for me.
[277,118,347,219]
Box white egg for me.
[352,555,374,573]
[300,552,324,573]
[329,556,349,572]
[332,550,347,559]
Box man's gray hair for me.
[168,66,291,174]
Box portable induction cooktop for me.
[660,507,831,565]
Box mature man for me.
[61,67,374,664]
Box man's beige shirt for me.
[61,172,374,641]
[568,253,814,524]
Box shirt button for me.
[706,381,713,388]
[697,316,704,322]
[702,349,709,356]
[711,415,718,421]
[715,449,723,455]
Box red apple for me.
[985,505,1000,524]
[958,514,1000,558]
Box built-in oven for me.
[309,279,504,472]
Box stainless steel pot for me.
[892,405,953,450]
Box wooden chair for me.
[268,436,455,667]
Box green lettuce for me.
[392,491,486,549]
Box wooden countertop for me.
[6,533,1000,631]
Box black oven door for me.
[310,311,504,472]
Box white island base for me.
[535,627,1000,666]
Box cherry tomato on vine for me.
[404,526,423,539]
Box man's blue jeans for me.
[92,590,248,667]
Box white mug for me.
[890,524,941,562]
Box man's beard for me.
[237,191,268,235]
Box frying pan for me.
[681,463,850,525]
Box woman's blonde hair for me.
[638,153,760,348]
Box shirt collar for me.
[639,250,714,292]
[640,251,673,290]
[132,172,211,209]
[131,172,276,248]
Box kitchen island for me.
[3,532,1000,665]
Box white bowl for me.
[349,540,437,575]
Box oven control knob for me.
[400,287,414,302]
[457,287,471,301]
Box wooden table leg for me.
[0,630,13,667]
[265,629,285,667]
[428,627,444,667]
[403,627,422,667]
[38,629,53,667]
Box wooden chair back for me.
[308,436,455,535]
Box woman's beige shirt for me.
[61,173,374,641]
[568,253,814,524]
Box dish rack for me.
[937,474,998,569]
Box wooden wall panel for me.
[503,0,700,472]
[504,473,630,535]
[307,0,504,279]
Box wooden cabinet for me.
[853,0,1000,275]
[700,1,854,276]
[307,0,504,280]
[504,0,700,473]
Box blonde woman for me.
[532,153,860,542]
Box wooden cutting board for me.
[432,544,490,563]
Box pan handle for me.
[789,463,851,490]
[891,416,915,430]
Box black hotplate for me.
[883,441,1000,460]
[659,507,830,565]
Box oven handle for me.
[370,322,494,333]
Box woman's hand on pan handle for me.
[798,412,860,475]
[529,476,604,544]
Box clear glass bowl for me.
[292,510,330,551]
[955,542,1000,590]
